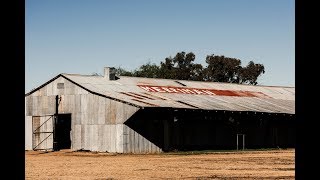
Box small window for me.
[57,83,64,89]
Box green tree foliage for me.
[157,52,203,80]
[238,61,265,85]
[115,67,133,76]
[132,62,160,78]
[190,63,204,81]
[114,52,265,85]
[172,52,196,80]
[204,54,242,83]
[204,54,265,85]
[158,57,175,79]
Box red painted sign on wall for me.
[137,85,269,98]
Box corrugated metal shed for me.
[42,74,294,114]
[25,72,295,152]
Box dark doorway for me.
[54,114,71,150]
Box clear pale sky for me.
[26,0,294,93]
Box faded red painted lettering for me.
[162,87,174,93]
[139,86,157,92]
[137,85,268,98]
[202,90,216,95]
[193,89,205,95]
[168,87,179,93]
[151,86,166,93]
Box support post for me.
[243,134,245,150]
[237,134,239,150]
[53,95,59,151]
[237,134,246,150]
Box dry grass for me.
[26,149,294,179]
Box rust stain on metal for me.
[131,99,159,106]
[137,85,269,98]
[142,92,167,100]
[119,92,145,100]
[249,91,271,98]
[128,92,156,100]
[176,100,199,109]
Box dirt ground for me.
[26,149,294,179]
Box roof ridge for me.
[62,73,103,77]
[119,76,295,88]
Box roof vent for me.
[104,67,116,80]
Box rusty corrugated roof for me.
[62,74,294,114]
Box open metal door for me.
[32,115,54,151]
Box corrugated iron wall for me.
[25,76,162,153]
[123,124,162,153]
